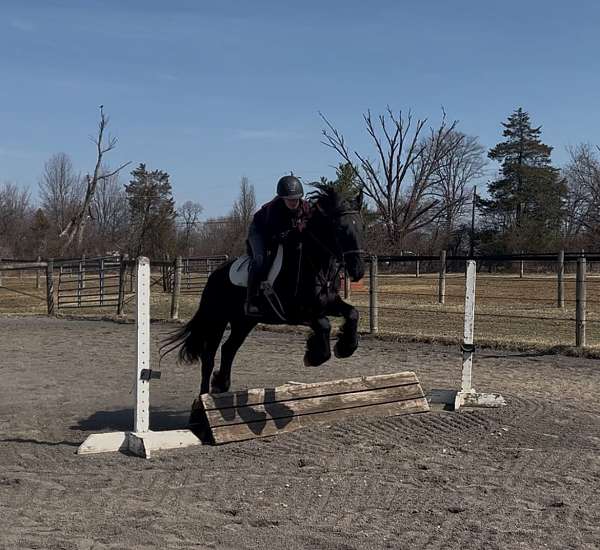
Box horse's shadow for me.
[213,388,295,434]
[70,408,191,433]
[72,389,296,445]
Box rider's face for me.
[283,198,300,210]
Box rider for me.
[245,175,310,316]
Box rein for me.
[261,197,364,320]
[302,208,365,291]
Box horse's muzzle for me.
[348,263,365,282]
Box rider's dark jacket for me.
[246,197,311,298]
[251,197,310,246]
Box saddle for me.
[228,244,284,288]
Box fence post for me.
[162,254,169,293]
[415,258,420,278]
[46,259,55,315]
[369,255,378,334]
[36,256,41,289]
[438,250,447,304]
[117,254,127,315]
[576,255,587,348]
[557,250,565,309]
[519,253,524,278]
[99,258,105,306]
[170,256,183,320]
[77,258,83,306]
[186,258,192,291]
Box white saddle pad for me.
[229,245,284,288]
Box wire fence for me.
[1,250,599,349]
[345,253,600,348]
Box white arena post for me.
[78,256,201,458]
[429,260,506,410]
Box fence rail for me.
[348,251,595,349]
[2,250,599,349]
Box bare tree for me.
[430,131,487,239]
[197,216,236,256]
[60,106,130,252]
[321,108,459,249]
[562,143,600,241]
[226,176,256,255]
[38,152,82,234]
[0,182,33,257]
[231,176,256,230]
[90,167,129,252]
[177,200,204,256]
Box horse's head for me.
[310,185,365,282]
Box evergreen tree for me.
[318,162,369,218]
[332,162,361,196]
[125,163,176,258]
[480,108,566,252]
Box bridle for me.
[306,209,365,262]
[303,208,365,292]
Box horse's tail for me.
[160,277,215,364]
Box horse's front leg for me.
[304,316,332,367]
[327,296,360,359]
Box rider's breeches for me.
[247,224,267,298]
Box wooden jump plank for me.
[195,372,430,445]
[209,398,429,444]
[202,371,420,410]
[204,384,425,427]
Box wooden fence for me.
[1,250,598,348]
[0,255,228,317]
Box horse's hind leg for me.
[189,318,227,435]
[199,318,228,394]
[211,319,257,394]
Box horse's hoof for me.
[303,351,330,367]
[189,406,204,426]
[333,342,357,359]
[189,398,207,436]
[210,379,230,394]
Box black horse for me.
[162,185,365,396]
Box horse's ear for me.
[354,188,364,211]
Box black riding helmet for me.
[276,175,304,199]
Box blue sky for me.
[2,0,599,217]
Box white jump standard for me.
[78,257,201,458]
[429,260,506,410]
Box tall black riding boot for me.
[245,262,262,317]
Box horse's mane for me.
[306,182,355,215]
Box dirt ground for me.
[1,316,599,550]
